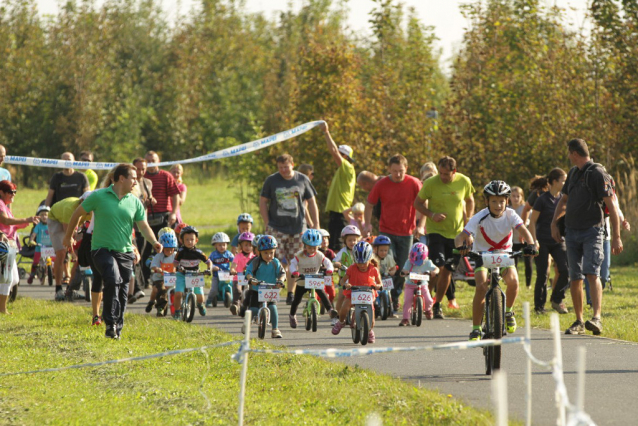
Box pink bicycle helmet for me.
[340,225,361,238]
[238,232,255,243]
[409,243,428,266]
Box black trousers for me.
[534,240,569,309]
[327,211,347,252]
[92,249,135,333]
[290,285,333,315]
[513,243,533,287]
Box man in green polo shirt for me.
[64,164,161,339]
[321,122,356,251]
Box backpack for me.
[567,162,614,212]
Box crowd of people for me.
[0,133,630,342]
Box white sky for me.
[35,0,589,66]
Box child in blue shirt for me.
[27,205,52,284]
[206,232,234,307]
[243,235,285,338]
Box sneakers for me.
[505,311,517,334]
[197,304,206,316]
[367,330,375,344]
[331,321,344,335]
[285,292,293,305]
[551,301,568,314]
[447,300,460,310]
[241,323,247,334]
[230,304,238,315]
[54,290,66,301]
[289,314,297,329]
[534,307,547,315]
[205,301,212,308]
[27,275,34,285]
[105,326,119,339]
[585,317,603,335]
[433,302,444,319]
[399,319,410,326]
[91,315,102,326]
[390,312,399,319]
[331,317,339,327]
[128,294,137,304]
[271,329,283,338]
[134,290,145,301]
[330,309,339,319]
[469,329,482,341]
[565,320,585,335]
[425,309,433,320]
[145,301,155,313]
[173,310,182,320]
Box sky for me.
[34,0,589,67]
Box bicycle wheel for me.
[380,292,389,321]
[83,276,92,302]
[486,289,503,375]
[351,309,360,344]
[9,283,18,303]
[360,311,370,346]
[415,296,423,327]
[18,267,26,280]
[185,293,196,323]
[224,291,231,308]
[258,308,267,339]
[411,303,416,325]
[304,302,312,331]
[311,302,318,332]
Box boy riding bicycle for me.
[455,181,537,341]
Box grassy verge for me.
[439,265,638,342]
[0,299,493,425]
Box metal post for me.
[238,310,252,426]
[576,346,587,412]
[523,302,532,426]
[551,314,566,426]
[492,370,508,426]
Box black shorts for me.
[427,233,456,271]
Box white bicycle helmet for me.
[483,180,511,198]
[319,229,330,238]
[211,232,230,244]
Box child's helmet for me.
[318,229,330,238]
[252,234,263,248]
[409,243,428,266]
[0,241,9,263]
[211,232,230,244]
[158,227,175,239]
[352,241,373,263]
[36,205,50,215]
[238,232,255,243]
[302,229,322,247]
[483,180,511,199]
[159,232,178,249]
[340,225,361,238]
[237,213,253,224]
[179,225,199,239]
[258,235,278,251]
[373,235,391,246]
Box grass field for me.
[0,299,494,425]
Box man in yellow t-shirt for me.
[321,122,356,251]
[413,156,475,319]
[80,151,98,191]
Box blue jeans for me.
[584,239,611,305]
[380,233,413,302]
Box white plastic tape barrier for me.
[5,121,325,170]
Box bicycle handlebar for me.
[452,249,524,260]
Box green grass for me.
[0,299,493,425]
[439,265,638,342]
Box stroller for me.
[16,236,35,281]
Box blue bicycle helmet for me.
[179,225,199,239]
[302,229,322,247]
[237,213,253,224]
[252,234,263,248]
[258,235,278,251]
[373,235,391,246]
[353,241,373,263]
[0,241,8,263]
[159,232,178,249]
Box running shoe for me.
[197,304,206,316]
[585,317,602,335]
[289,314,297,329]
[230,304,238,315]
[173,310,182,320]
[205,301,212,308]
[367,330,375,344]
[134,290,145,300]
[469,329,482,341]
[91,315,102,326]
[433,302,444,319]
[399,319,410,326]
[271,329,283,338]
[447,300,460,309]
[285,292,293,305]
[27,275,34,285]
[330,309,339,319]
[505,311,517,334]
[551,301,568,314]
[331,321,343,335]
[565,320,585,335]
[145,301,155,313]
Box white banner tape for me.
[5,121,324,170]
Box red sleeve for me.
[165,173,180,197]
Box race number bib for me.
[185,274,204,289]
[163,273,177,287]
[324,275,333,287]
[237,273,248,286]
[382,277,394,290]
[351,290,374,305]
[258,286,279,302]
[304,274,324,290]
[409,272,430,283]
[41,246,56,259]
[481,253,514,268]
[218,271,231,282]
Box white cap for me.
[338,145,353,159]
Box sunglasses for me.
[7,190,16,195]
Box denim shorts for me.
[565,227,604,281]
[175,272,204,295]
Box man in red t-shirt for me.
[141,150,180,285]
[364,154,421,313]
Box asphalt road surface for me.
[14,281,638,425]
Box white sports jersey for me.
[463,208,523,253]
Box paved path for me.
[15,282,638,425]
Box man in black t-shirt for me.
[551,139,623,337]
[45,152,90,207]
